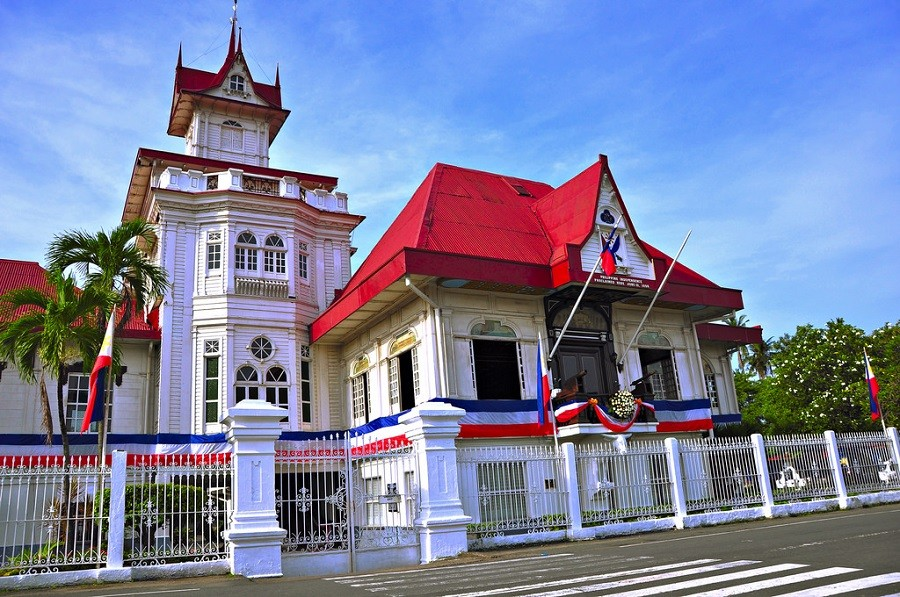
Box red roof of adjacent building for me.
[310,156,747,342]
[0,259,160,340]
[0,259,51,297]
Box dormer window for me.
[229,75,245,92]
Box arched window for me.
[221,119,243,151]
[469,320,523,400]
[236,365,259,401]
[351,356,371,424]
[235,231,258,272]
[388,331,419,411]
[265,366,289,409]
[228,75,245,92]
[264,235,286,274]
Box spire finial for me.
[232,0,238,26]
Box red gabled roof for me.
[310,157,747,342]
[0,259,160,340]
[174,23,282,108]
[169,22,288,141]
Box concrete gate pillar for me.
[400,402,471,563]
[222,399,288,578]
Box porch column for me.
[399,402,471,563]
[222,399,288,578]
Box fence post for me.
[105,450,127,568]
[750,434,774,518]
[399,401,471,563]
[221,399,288,578]
[823,430,849,509]
[887,427,900,469]
[561,442,583,538]
[665,438,687,528]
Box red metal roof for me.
[696,322,763,346]
[0,259,160,340]
[310,157,748,342]
[0,259,50,297]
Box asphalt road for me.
[17,503,900,597]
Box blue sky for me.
[0,1,897,340]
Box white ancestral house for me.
[0,20,761,439]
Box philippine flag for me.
[82,313,115,433]
[600,230,620,277]
[864,350,881,421]
[536,333,552,426]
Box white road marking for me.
[444,560,755,597]
[771,572,900,596]
[682,567,859,596]
[527,563,807,597]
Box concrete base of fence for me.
[845,489,900,508]
[585,518,676,539]
[281,545,420,577]
[468,529,568,551]
[682,507,768,528]
[0,560,229,592]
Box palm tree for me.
[0,269,109,502]
[46,219,169,331]
[46,219,169,460]
[747,336,774,379]
[721,312,750,372]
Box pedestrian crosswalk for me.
[324,553,900,596]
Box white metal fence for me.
[0,452,232,576]
[836,431,898,493]
[764,434,835,501]
[275,433,419,554]
[120,454,232,566]
[456,429,900,547]
[574,440,674,525]
[0,456,108,574]
[457,442,568,538]
[680,436,765,512]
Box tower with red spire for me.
[122,10,363,435]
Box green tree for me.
[0,270,109,490]
[46,219,169,330]
[868,320,900,428]
[769,318,873,433]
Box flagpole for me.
[617,229,692,377]
[549,217,622,359]
[537,333,560,454]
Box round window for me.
[249,336,274,360]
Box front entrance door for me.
[555,339,615,396]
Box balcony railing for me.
[160,166,349,213]
[235,277,289,299]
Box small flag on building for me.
[864,349,881,421]
[82,313,114,433]
[600,228,620,277]
[536,333,551,426]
